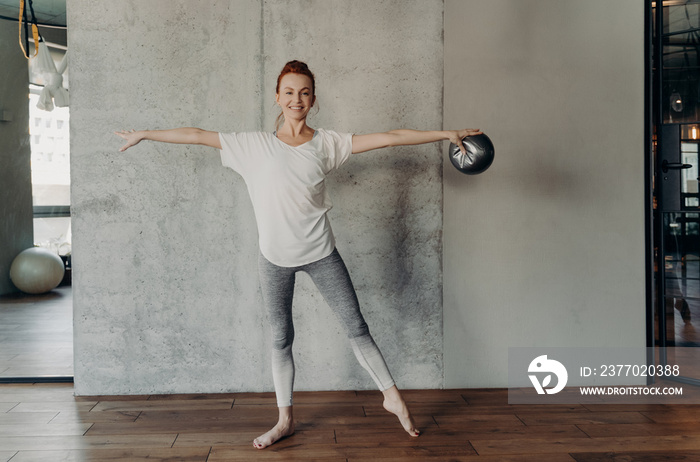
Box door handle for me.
[662,160,693,173]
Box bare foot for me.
[383,393,420,437]
[253,418,295,449]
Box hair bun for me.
[276,60,315,94]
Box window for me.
[29,84,71,256]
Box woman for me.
[116,60,481,449]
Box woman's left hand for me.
[449,128,483,154]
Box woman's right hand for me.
[113,128,221,150]
[114,129,143,152]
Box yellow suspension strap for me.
[18,0,41,59]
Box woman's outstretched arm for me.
[351,128,481,155]
[115,128,221,152]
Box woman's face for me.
[276,73,315,124]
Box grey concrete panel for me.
[70,0,265,395]
[70,0,444,395]
[443,0,646,387]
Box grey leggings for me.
[258,248,395,407]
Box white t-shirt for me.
[219,129,353,267]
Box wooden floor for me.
[0,287,73,378]
[2,385,700,461]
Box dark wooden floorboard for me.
[2,385,700,461]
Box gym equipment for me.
[35,41,69,111]
[449,133,495,175]
[9,247,65,294]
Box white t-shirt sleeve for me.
[219,132,253,176]
[321,129,353,172]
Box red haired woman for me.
[116,60,480,449]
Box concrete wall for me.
[0,20,34,295]
[69,0,443,395]
[70,0,647,393]
[443,0,646,387]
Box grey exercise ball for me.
[10,247,65,294]
[449,133,495,175]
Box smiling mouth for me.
[289,106,304,110]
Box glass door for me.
[657,125,699,342]
[652,1,700,385]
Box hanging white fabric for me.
[34,40,69,111]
